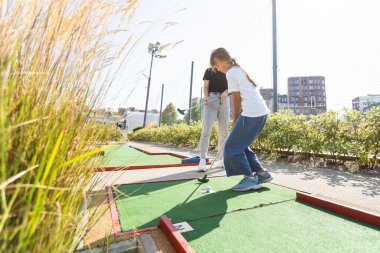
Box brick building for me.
[287,76,326,115]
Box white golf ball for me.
[205,186,212,192]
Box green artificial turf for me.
[114,177,380,252]
[93,145,181,167]
[114,177,295,231]
[184,200,380,253]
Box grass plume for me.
[0,0,138,252]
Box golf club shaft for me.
[205,133,230,174]
[198,136,229,183]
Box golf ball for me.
[205,186,212,192]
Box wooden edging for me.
[107,186,122,234]
[93,145,211,172]
[296,192,380,227]
[107,186,197,253]
[130,146,188,159]
[252,148,380,163]
[159,215,195,253]
[92,162,211,172]
[108,186,158,236]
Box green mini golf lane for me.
[94,145,181,167]
[114,177,380,252]
[184,201,380,253]
[114,177,295,231]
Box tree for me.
[162,103,178,125]
[184,97,201,123]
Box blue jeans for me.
[224,114,267,176]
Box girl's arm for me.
[232,92,241,124]
[203,80,209,106]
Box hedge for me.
[129,108,380,169]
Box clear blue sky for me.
[102,0,380,112]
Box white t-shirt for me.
[226,66,270,117]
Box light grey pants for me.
[199,92,230,159]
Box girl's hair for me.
[210,48,257,87]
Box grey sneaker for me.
[256,169,273,183]
[231,176,262,192]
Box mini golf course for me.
[110,177,380,253]
[92,145,199,171]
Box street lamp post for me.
[143,42,166,127]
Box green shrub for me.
[255,111,307,152]
[361,107,380,169]
[129,109,380,170]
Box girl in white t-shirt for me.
[210,48,273,191]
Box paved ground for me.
[90,141,380,214]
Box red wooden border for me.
[108,186,158,236]
[159,215,195,253]
[93,145,211,172]
[92,162,211,172]
[107,187,121,234]
[296,192,380,227]
[130,146,188,158]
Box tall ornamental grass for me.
[0,0,137,252]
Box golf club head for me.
[197,175,209,183]
[177,108,186,115]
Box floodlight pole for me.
[188,61,194,124]
[272,0,278,112]
[143,42,165,128]
[143,51,155,127]
[159,84,164,126]
[200,87,203,118]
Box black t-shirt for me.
[203,68,228,94]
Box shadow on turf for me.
[136,186,271,241]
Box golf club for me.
[197,134,229,183]
[177,92,232,115]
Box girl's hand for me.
[221,90,228,101]
[204,97,209,106]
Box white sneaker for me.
[213,159,224,168]
[197,159,207,172]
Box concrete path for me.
[90,141,380,214]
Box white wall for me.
[126,112,159,130]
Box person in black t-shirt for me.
[198,68,230,171]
